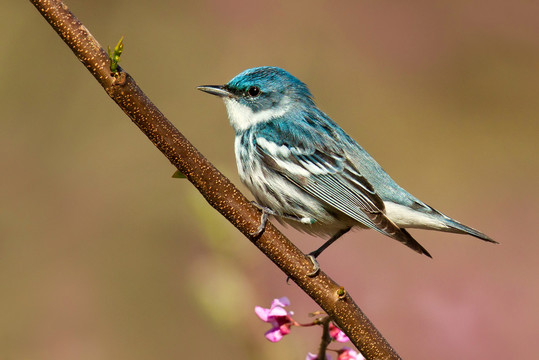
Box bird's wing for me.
[255,131,431,257]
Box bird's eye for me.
[247,86,260,97]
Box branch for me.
[29,1,401,359]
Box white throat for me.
[223,98,291,132]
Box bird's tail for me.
[398,228,432,258]
[421,204,497,243]
[443,218,498,244]
[368,212,432,258]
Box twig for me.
[317,317,333,360]
[29,1,401,359]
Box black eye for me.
[247,86,260,97]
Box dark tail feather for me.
[424,205,498,244]
[368,212,432,257]
[399,228,432,258]
[445,219,498,244]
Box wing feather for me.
[256,134,431,256]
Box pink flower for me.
[306,353,332,360]
[255,297,296,342]
[329,323,349,343]
[337,347,365,360]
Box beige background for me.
[1,1,538,359]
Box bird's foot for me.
[285,254,320,283]
[306,254,320,277]
[250,202,309,236]
[249,202,275,237]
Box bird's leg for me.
[309,227,352,258]
[306,227,352,276]
[250,202,273,237]
[250,201,306,237]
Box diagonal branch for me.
[29,1,401,359]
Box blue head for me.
[198,66,314,133]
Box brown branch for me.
[29,1,401,359]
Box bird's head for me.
[198,66,313,132]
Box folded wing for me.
[255,134,431,257]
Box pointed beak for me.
[197,85,236,98]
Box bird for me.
[197,66,496,266]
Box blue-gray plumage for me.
[198,66,495,259]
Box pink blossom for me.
[337,347,365,360]
[306,353,332,360]
[255,297,296,342]
[329,323,349,343]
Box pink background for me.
[2,1,537,359]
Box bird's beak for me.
[197,85,235,98]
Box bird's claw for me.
[284,254,320,283]
[306,254,320,277]
[250,214,267,237]
[249,202,271,237]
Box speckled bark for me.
[30,1,402,358]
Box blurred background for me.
[1,1,538,359]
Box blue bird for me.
[198,66,496,263]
